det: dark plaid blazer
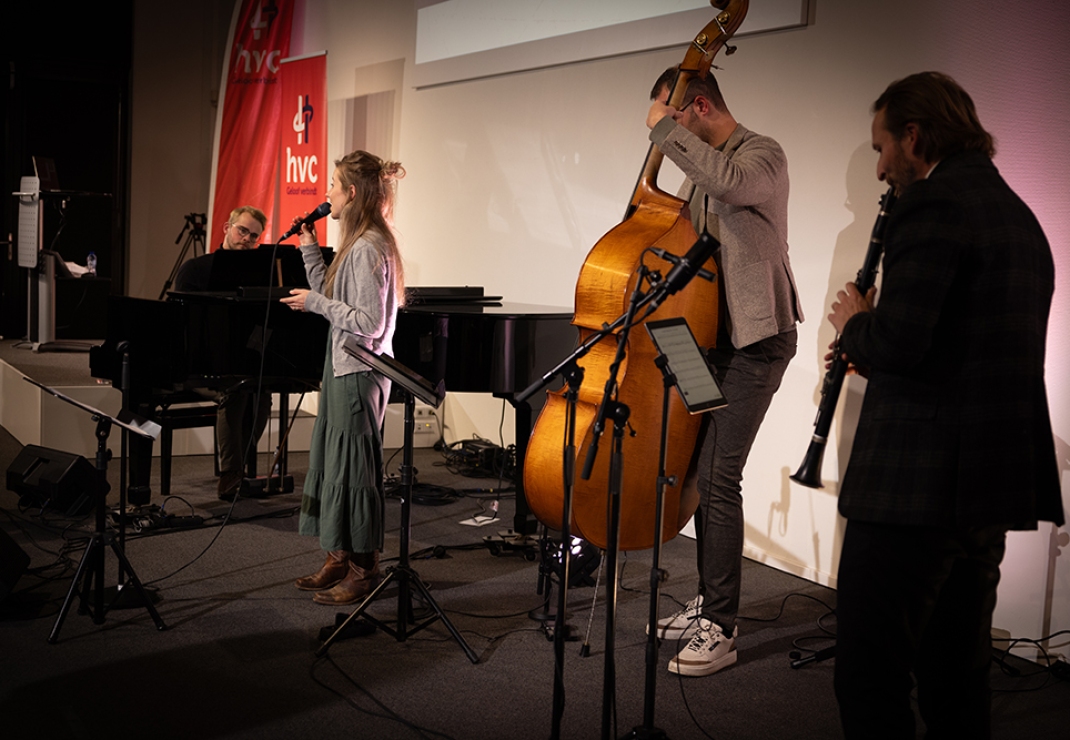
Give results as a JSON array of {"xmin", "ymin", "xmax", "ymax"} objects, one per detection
[{"xmin": 838, "ymin": 151, "xmax": 1063, "ymax": 530}]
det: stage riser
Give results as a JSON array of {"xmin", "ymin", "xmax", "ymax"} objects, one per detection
[{"xmin": 1, "ymin": 359, "xmax": 315, "ymax": 458}]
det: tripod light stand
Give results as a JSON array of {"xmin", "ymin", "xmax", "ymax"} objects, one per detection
[{"xmin": 159, "ymin": 213, "xmax": 207, "ymax": 299}]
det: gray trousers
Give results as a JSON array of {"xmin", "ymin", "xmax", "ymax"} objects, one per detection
[
  {"xmin": 217, "ymin": 389, "xmax": 272, "ymax": 475},
  {"xmin": 693, "ymin": 328, "xmax": 796, "ymax": 632}
]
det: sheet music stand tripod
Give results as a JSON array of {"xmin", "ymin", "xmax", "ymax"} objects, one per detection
[
  {"xmin": 317, "ymin": 339, "xmax": 478, "ymax": 663},
  {"xmin": 22, "ymin": 378, "xmax": 167, "ymax": 643}
]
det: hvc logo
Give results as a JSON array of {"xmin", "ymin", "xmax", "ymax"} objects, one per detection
[
  {"xmin": 287, "ymin": 94, "xmax": 318, "ymax": 184},
  {"xmin": 293, "ymin": 95, "xmax": 313, "ymax": 145},
  {"xmin": 233, "ymin": 2, "xmax": 281, "ymax": 74}
]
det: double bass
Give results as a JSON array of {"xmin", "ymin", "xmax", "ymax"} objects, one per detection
[{"xmin": 523, "ymin": 1, "xmax": 749, "ymax": 551}]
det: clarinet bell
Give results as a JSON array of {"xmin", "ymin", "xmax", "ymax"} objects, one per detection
[{"xmin": 790, "ymin": 439, "xmax": 826, "ymax": 489}]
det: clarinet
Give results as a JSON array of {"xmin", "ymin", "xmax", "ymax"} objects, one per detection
[{"xmin": 790, "ymin": 186, "xmax": 897, "ymax": 489}]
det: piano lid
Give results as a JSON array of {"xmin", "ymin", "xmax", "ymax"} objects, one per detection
[
  {"xmin": 401, "ymin": 301, "xmax": 572, "ymax": 318},
  {"xmin": 406, "ymin": 286, "xmax": 502, "ymax": 305},
  {"xmin": 394, "ymin": 301, "xmax": 575, "ymax": 397}
]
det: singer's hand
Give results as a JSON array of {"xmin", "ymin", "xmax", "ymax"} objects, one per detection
[
  {"xmin": 280, "ymin": 288, "xmax": 310, "ymax": 312},
  {"xmin": 291, "ymin": 213, "xmax": 317, "ymax": 246}
]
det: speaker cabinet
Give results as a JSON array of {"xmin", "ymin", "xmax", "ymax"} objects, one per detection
[{"xmin": 5, "ymin": 445, "xmax": 98, "ymax": 516}]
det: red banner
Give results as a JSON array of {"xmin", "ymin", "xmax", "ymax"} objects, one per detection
[
  {"xmin": 278, "ymin": 52, "xmax": 328, "ymax": 240},
  {"xmin": 210, "ymin": 0, "xmax": 294, "ymax": 247}
]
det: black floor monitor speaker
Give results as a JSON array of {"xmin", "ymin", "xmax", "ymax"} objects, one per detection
[
  {"xmin": 0, "ymin": 527, "xmax": 31, "ymax": 601},
  {"xmin": 5, "ymin": 444, "xmax": 98, "ymax": 516}
]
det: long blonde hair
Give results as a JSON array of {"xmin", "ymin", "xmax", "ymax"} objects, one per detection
[{"xmin": 323, "ymin": 150, "xmax": 406, "ymax": 304}]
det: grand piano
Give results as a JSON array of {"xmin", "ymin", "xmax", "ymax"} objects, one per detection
[
  {"xmin": 394, "ymin": 291, "xmax": 576, "ymax": 534},
  {"xmin": 89, "ymin": 290, "xmax": 329, "ymax": 499},
  {"xmin": 91, "ymin": 282, "xmax": 576, "ymax": 531}
]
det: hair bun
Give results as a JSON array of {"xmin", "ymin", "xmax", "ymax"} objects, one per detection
[{"xmin": 381, "ymin": 160, "xmax": 406, "ymax": 181}]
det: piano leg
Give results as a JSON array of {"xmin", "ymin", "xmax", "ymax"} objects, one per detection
[{"xmin": 127, "ymin": 400, "xmax": 155, "ymax": 505}]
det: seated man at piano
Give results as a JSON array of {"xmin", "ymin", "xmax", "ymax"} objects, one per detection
[{"xmin": 174, "ymin": 205, "xmax": 273, "ymax": 500}]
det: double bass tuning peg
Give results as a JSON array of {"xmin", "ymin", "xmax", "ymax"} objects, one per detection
[{"xmin": 724, "ymin": 43, "xmax": 737, "ymax": 55}]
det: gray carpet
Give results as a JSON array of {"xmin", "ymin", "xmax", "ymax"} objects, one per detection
[{"xmin": 1, "ymin": 342, "xmax": 1067, "ymax": 738}]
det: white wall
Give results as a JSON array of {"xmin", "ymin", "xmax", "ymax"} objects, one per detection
[{"xmin": 129, "ymin": 0, "xmax": 1070, "ymax": 663}]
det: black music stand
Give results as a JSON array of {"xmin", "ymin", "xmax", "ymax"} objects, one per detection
[
  {"xmin": 316, "ymin": 340, "xmax": 478, "ymax": 663},
  {"xmin": 627, "ymin": 318, "xmax": 726, "ymax": 740},
  {"xmin": 22, "ymin": 378, "xmax": 167, "ymax": 643}
]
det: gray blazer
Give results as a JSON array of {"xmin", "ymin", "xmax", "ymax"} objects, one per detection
[{"xmin": 650, "ymin": 119, "xmax": 803, "ymax": 348}]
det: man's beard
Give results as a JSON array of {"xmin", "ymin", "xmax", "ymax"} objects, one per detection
[{"xmin": 889, "ymin": 143, "xmax": 920, "ymax": 191}]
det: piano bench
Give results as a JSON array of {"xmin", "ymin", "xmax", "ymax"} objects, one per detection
[{"xmin": 156, "ymin": 404, "xmax": 219, "ymax": 497}]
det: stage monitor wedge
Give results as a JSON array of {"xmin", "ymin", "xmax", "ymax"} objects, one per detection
[{"xmin": 6, "ymin": 445, "xmax": 99, "ymax": 517}]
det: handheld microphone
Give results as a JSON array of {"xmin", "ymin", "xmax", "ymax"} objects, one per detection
[
  {"xmin": 278, "ymin": 202, "xmax": 331, "ymax": 241},
  {"xmin": 648, "ymin": 233, "xmax": 720, "ymax": 310}
]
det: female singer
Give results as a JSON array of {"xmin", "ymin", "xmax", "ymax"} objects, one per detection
[{"xmin": 281, "ymin": 150, "xmax": 406, "ymax": 605}]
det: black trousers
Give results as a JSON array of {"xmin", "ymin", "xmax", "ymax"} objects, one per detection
[{"xmin": 834, "ymin": 519, "xmax": 1007, "ymax": 740}]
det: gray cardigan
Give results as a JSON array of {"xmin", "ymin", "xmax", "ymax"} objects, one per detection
[
  {"xmin": 300, "ymin": 232, "xmax": 397, "ymax": 377},
  {"xmin": 650, "ymin": 118, "xmax": 803, "ymax": 348}
]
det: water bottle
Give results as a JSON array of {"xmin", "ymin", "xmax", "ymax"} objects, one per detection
[{"xmin": 86, "ymin": 251, "xmax": 97, "ymax": 276}]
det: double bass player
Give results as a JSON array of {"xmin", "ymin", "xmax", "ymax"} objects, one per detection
[{"xmin": 644, "ymin": 67, "xmax": 804, "ymax": 677}]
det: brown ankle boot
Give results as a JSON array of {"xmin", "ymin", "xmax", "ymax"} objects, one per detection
[
  {"xmin": 295, "ymin": 550, "xmax": 350, "ymax": 591},
  {"xmin": 312, "ymin": 551, "xmax": 381, "ymax": 605}
]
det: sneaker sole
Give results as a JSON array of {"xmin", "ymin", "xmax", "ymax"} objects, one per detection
[{"xmin": 667, "ymin": 649, "xmax": 737, "ymax": 677}]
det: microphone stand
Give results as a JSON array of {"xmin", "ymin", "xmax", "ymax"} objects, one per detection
[
  {"xmin": 513, "ymin": 245, "xmax": 714, "ymax": 740},
  {"xmin": 115, "ymin": 342, "xmax": 132, "ymax": 599},
  {"xmin": 581, "ymin": 268, "xmax": 647, "ymax": 740},
  {"xmin": 549, "ymin": 361, "xmax": 584, "ymax": 740}
]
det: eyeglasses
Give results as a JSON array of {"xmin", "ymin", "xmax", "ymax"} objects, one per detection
[
  {"xmin": 230, "ymin": 223, "xmax": 261, "ymax": 242},
  {"xmin": 677, "ymin": 98, "xmax": 696, "ymax": 114}
]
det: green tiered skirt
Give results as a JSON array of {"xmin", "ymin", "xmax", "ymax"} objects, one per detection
[{"xmin": 299, "ymin": 349, "xmax": 390, "ymax": 553}]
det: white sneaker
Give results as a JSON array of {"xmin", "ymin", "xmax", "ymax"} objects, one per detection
[
  {"xmin": 649, "ymin": 595, "xmax": 704, "ymax": 641},
  {"xmin": 667, "ymin": 618, "xmax": 737, "ymax": 677}
]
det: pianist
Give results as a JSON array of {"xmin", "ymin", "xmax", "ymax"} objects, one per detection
[
  {"xmin": 174, "ymin": 205, "xmax": 273, "ymax": 500},
  {"xmin": 281, "ymin": 151, "xmax": 405, "ymax": 606}
]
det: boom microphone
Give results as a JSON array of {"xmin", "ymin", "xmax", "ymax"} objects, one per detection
[
  {"xmin": 278, "ymin": 202, "xmax": 332, "ymax": 241},
  {"xmin": 650, "ymin": 247, "xmax": 716, "ymax": 284},
  {"xmin": 648, "ymin": 233, "xmax": 720, "ymax": 310}
]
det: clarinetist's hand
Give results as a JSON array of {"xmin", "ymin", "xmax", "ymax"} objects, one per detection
[
  {"xmin": 825, "ymin": 341, "xmax": 869, "ymax": 378},
  {"xmin": 829, "ymin": 283, "xmax": 876, "ymax": 334}
]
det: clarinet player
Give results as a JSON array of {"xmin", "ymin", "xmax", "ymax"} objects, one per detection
[{"xmin": 828, "ymin": 72, "xmax": 1064, "ymax": 739}]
